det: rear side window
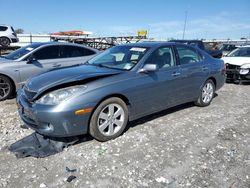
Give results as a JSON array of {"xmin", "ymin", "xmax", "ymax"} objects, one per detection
[
  {"xmin": 0, "ymin": 26, "xmax": 8, "ymax": 31},
  {"xmin": 33, "ymin": 46, "xmax": 60, "ymax": 60},
  {"xmin": 60, "ymin": 46, "xmax": 95, "ymax": 58},
  {"xmin": 176, "ymin": 46, "xmax": 202, "ymax": 65}
]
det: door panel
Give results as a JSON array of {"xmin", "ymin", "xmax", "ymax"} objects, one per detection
[
  {"xmin": 19, "ymin": 59, "xmax": 62, "ymax": 83},
  {"xmin": 127, "ymin": 66, "xmax": 182, "ymax": 118},
  {"xmin": 19, "ymin": 45, "xmax": 61, "ymax": 83},
  {"xmin": 127, "ymin": 46, "xmax": 185, "ymax": 117},
  {"xmin": 175, "ymin": 45, "xmax": 209, "ymax": 101}
]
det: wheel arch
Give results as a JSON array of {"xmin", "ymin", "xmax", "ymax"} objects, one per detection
[
  {"xmin": 97, "ymin": 93, "xmax": 130, "ymax": 106},
  {"xmin": 87, "ymin": 93, "xmax": 130, "ymax": 131},
  {"xmin": 207, "ymin": 77, "xmax": 217, "ymax": 89},
  {"xmin": 0, "ymin": 36, "xmax": 11, "ymax": 42}
]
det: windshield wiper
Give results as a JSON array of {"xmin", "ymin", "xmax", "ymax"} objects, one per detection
[
  {"xmin": 84, "ymin": 62, "xmax": 125, "ymax": 71},
  {"xmin": 98, "ymin": 63, "xmax": 125, "ymax": 71}
]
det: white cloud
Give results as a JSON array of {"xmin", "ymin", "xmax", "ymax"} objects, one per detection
[{"xmin": 100, "ymin": 12, "xmax": 250, "ymax": 40}]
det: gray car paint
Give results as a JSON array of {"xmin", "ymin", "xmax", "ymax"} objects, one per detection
[
  {"xmin": 17, "ymin": 42, "xmax": 226, "ymax": 137},
  {"xmin": 0, "ymin": 42, "xmax": 99, "ymax": 90}
]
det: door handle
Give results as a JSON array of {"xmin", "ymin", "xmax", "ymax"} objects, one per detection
[
  {"xmin": 202, "ymin": 66, "xmax": 209, "ymax": 71},
  {"xmin": 172, "ymin": 72, "xmax": 181, "ymax": 77},
  {"xmin": 52, "ymin": 64, "xmax": 61, "ymax": 68}
]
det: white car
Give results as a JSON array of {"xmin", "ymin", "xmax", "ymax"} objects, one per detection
[
  {"xmin": 0, "ymin": 25, "xmax": 19, "ymax": 47},
  {"xmin": 222, "ymin": 46, "xmax": 250, "ymax": 82}
]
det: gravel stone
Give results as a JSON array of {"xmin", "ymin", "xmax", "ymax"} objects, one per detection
[{"xmin": 0, "ymin": 84, "xmax": 249, "ymax": 187}]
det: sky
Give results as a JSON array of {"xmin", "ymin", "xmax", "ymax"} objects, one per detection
[{"xmin": 0, "ymin": 0, "xmax": 250, "ymax": 40}]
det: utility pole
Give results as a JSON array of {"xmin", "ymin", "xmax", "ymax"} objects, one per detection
[{"xmin": 182, "ymin": 11, "xmax": 188, "ymax": 39}]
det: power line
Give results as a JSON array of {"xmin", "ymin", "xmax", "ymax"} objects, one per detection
[{"xmin": 182, "ymin": 11, "xmax": 188, "ymax": 39}]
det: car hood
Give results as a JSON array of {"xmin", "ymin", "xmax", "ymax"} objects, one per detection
[
  {"xmin": 222, "ymin": 57, "xmax": 250, "ymax": 66},
  {"xmin": 25, "ymin": 65, "xmax": 122, "ymax": 97}
]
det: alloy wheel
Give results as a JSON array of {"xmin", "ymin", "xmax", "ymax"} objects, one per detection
[
  {"xmin": 0, "ymin": 38, "xmax": 10, "ymax": 47},
  {"xmin": 97, "ymin": 103, "xmax": 125, "ymax": 136},
  {"xmin": 202, "ymin": 82, "xmax": 214, "ymax": 104},
  {"xmin": 0, "ymin": 77, "xmax": 11, "ymax": 100}
]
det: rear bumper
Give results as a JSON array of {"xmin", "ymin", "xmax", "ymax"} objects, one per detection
[
  {"xmin": 16, "ymin": 90, "xmax": 92, "ymax": 137},
  {"xmin": 11, "ymin": 38, "xmax": 19, "ymax": 43}
]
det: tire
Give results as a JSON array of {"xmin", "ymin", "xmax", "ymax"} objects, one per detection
[
  {"xmin": 195, "ymin": 79, "xmax": 215, "ymax": 107},
  {"xmin": 89, "ymin": 97, "xmax": 129, "ymax": 141},
  {"xmin": 0, "ymin": 37, "xmax": 10, "ymax": 47},
  {"xmin": 0, "ymin": 75, "xmax": 13, "ymax": 101}
]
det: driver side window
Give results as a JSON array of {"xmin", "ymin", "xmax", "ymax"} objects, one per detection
[
  {"xmin": 33, "ymin": 46, "xmax": 60, "ymax": 60},
  {"xmin": 144, "ymin": 46, "xmax": 176, "ymax": 70}
]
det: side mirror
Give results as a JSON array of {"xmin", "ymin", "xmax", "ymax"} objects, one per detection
[
  {"xmin": 26, "ymin": 54, "xmax": 36, "ymax": 64},
  {"xmin": 139, "ymin": 64, "xmax": 158, "ymax": 73}
]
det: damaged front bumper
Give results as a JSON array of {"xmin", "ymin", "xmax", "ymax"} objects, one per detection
[
  {"xmin": 16, "ymin": 90, "xmax": 93, "ymax": 137},
  {"xmin": 225, "ymin": 64, "xmax": 250, "ymax": 82}
]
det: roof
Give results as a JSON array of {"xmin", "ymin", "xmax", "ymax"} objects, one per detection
[
  {"xmin": 170, "ymin": 40, "xmax": 202, "ymax": 42},
  {"xmin": 120, "ymin": 41, "xmax": 176, "ymax": 48},
  {"xmin": 0, "ymin": 24, "xmax": 10, "ymax": 27},
  {"xmin": 27, "ymin": 41, "xmax": 91, "ymax": 47},
  {"xmin": 237, "ymin": 45, "xmax": 250, "ymax": 48},
  {"xmin": 21, "ymin": 42, "xmax": 99, "ymax": 52}
]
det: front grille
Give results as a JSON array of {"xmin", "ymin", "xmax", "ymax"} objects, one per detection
[
  {"xmin": 225, "ymin": 63, "xmax": 240, "ymax": 80},
  {"xmin": 24, "ymin": 86, "xmax": 37, "ymax": 101},
  {"xmin": 226, "ymin": 63, "xmax": 240, "ymax": 70}
]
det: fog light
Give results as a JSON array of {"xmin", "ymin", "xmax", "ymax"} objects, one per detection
[{"xmin": 239, "ymin": 69, "xmax": 249, "ymax": 75}]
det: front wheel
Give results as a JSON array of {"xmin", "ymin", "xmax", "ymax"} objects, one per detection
[
  {"xmin": 0, "ymin": 75, "xmax": 14, "ymax": 101},
  {"xmin": 195, "ymin": 79, "xmax": 215, "ymax": 107},
  {"xmin": 89, "ymin": 97, "xmax": 129, "ymax": 141}
]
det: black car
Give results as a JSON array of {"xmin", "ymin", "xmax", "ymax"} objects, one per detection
[{"xmin": 170, "ymin": 40, "xmax": 222, "ymax": 58}]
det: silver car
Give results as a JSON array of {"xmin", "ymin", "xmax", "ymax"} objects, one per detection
[
  {"xmin": 0, "ymin": 25, "xmax": 19, "ymax": 47},
  {"xmin": 0, "ymin": 42, "xmax": 99, "ymax": 100}
]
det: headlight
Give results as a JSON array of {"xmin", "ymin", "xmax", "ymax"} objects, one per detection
[
  {"xmin": 36, "ymin": 85, "xmax": 87, "ymax": 105},
  {"xmin": 240, "ymin": 63, "xmax": 250, "ymax": 69},
  {"xmin": 239, "ymin": 63, "xmax": 250, "ymax": 75}
]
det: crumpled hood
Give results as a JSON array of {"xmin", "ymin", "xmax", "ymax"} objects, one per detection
[
  {"xmin": 25, "ymin": 65, "xmax": 122, "ymax": 95},
  {"xmin": 222, "ymin": 57, "xmax": 250, "ymax": 66}
]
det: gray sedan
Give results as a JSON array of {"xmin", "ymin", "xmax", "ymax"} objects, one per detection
[
  {"xmin": 0, "ymin": 42, "xmax": 99, "ymax": 100},
  {"xmin": 17, "ymin": 42, "xmax": 226, "ymax": 141}
]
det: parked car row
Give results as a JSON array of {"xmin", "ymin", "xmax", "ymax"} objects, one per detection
[
  {"xmin": 170, "ymin": 40, "xmax": 223, "ymax": 58},
  {"xmin": 14, "ymin": 42, "xmax": 226, "ymax": 141}
]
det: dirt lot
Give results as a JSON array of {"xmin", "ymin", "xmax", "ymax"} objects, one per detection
[{"xmin": 0, "ymin": 83, "xmax": 249, "ymax": 188}]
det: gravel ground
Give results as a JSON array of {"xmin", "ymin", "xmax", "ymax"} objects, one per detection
[{"xmin": 0, "ymin": 83, "xmax": 249, "ymax": 188}]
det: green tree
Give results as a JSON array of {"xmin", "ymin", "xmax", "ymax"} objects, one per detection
[{"xmin": 15, "ymin": 28, "xmax": 24, "ymax": 34}]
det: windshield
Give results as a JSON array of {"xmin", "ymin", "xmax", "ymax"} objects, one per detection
[
  {"xmin": 4, "ymin": 43, "xmax": 43, "ymax": 60},
  {"xmin": 88, "ymin": 45, "xmax": 149, "ymax": 70},
  {"xmin": 227, "ymin": 47, "xmax": 250, "ymax": 57}
]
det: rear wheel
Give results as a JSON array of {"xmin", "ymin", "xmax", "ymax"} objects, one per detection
[
  {"xmin": 89, "ymin": 97, "xmax": 128, "ymax": 141},
  {"xmin": 195, "ymin": 79, "xmax": 215, "ymax": 107},
  {"xmin": 0, "ymin": 75, "xmax": 13, "ymax": 101},
  {"xmin": 0, "ymin": 37, "xmax": 10, "ymax": 47}
]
